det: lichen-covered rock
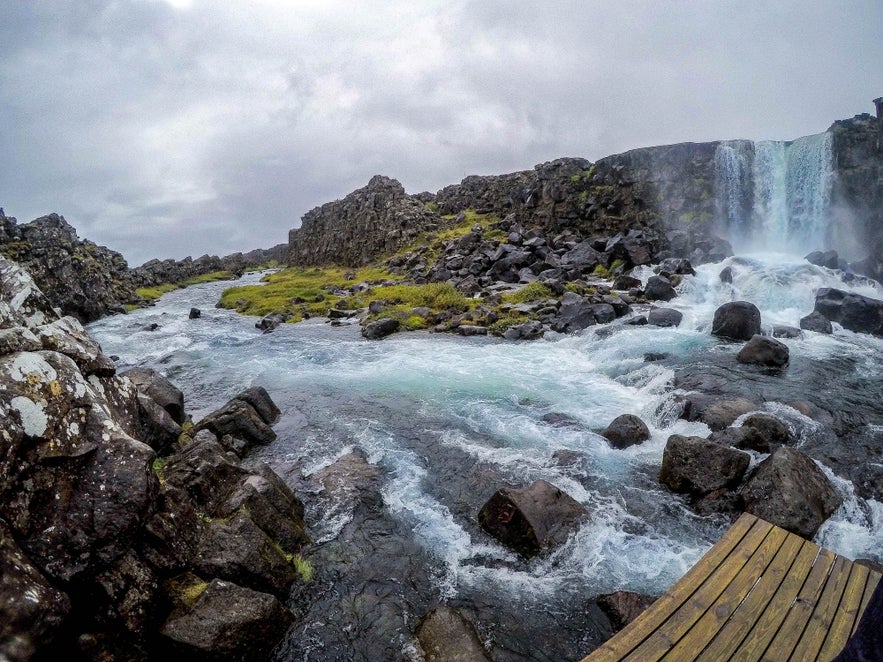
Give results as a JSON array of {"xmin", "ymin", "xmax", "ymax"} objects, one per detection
[
  {"xmin": 160, "ymin": 578, "xmax": 293, "ymax": 661},
  {"xmin": 659, "ymin": 435, "xmax": 750, "ymax": 497},
  {"xmin": 478, "ymin": 480, "xmax": 588, "ymax": 557},
  {"xmin": 711, "ymin": 301, "xmax": 761, "ymax": 341},
  {"xmin": 740, "ymin": 447, "xmax": 843, "ymax": 539}
]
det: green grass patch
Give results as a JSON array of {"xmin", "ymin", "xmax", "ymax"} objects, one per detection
[
  {"xmin": 284, "ymin": 553, "xmax": 315, "ymax": 582},
  {"xmin": 183, "ymin": 270, "xmax": 236, "ymax": 285},
  {"xmin": 502, "ymin": 282, "xmax": 553, "ymax": 304},
  {"xmin": 370, "ymin": 282, "xmax": 468, "ymax": 311},
  {"xmin": 488, "ymin": 312, "xmax": 529, "ymax": 336},
  {"xmin": 135, "ymin": 283, "xmax": 180, "ymax": 301}
]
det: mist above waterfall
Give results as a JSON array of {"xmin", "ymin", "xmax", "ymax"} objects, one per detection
[{"xmin": 715, "ymin": 132, "xmax": 836, "ymax": 256}]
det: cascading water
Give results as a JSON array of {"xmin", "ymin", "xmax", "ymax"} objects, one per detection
[{"xmin": 716, "ymin": 132, "xmax": 834, "ymax": 254}]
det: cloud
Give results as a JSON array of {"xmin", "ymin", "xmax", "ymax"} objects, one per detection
[{"xmin": 0, "ymin": 0, "xmax": 880, "ymax": 265}]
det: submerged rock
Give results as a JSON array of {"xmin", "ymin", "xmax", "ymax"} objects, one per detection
[
  {"xmin": 478, "ymin": 480, "xmax": 588, "ymax": 557},
  {"xmin": 711, "ymin": 301, "xmax": 761, "ymax": 341},
  {"xmin": 736, "ymin": 335, "xmax": 789, "ymax": 367},
  {"xmin": 740, "ymin": 447, "xmax": 842, "ymax": 538},
  {"xmin": 416, "ymin": 605, "xmax": 491, "ymax": 662},
  {"xmin": 600, "ymin": 414, "xmax": 651, "ymax": 449},
  {"xmin": 597, "ymin": 591, "xmax": 658, "ymax": 633}
]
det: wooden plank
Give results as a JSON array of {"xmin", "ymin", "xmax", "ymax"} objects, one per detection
[
  {"xmin": 659, "ymin": 526, "xmax": 792, "ymax": 660},
  {"xmin": 726, "ymin": 540, "xmax": 821, "ymax": 662},
  {"xmin": 851, "ymin": 569, "xmax": 881, "ymax": 638},
  {"xmin": 760, "ymin": 547, "xmax": 837, "ymax": 661},
  {"xmin": 621, "ymin": 520, "xmax": 778, "ymax": 661},
  {"xmin": 787, "ymin": 555, "xmax": 852, "ymax": 660},
  {"xmin": 817, "ymin": 562, "xmax": 871, "ymax": 661},
  {"xmin": 583, "ymin": 513, "xmax": 763, "ymax": 662},
  {"xmin": 694, "ymin": 529, "xmax": 805, "ymax": 661}
]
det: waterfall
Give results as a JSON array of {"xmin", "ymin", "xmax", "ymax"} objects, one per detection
[{"xmin": 715, "ymin": 132, "xmax": 834, "ymax": 253}]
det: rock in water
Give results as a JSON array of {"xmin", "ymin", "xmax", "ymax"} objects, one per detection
[
  {"xmin": 711, "ymin": 301, "xmax": 761, "ymax": 341},
  {"xmin": 597, "ymin": 591, "xmax": 658, "ymax": 633},
  {"xmin": 740, "ymin": 447, "xmax": 842, "ymax": 538},
  {"xmin": 659, "ymin": 435, "xmax": 750, "ymax": 496},
  {"xmin": 188, "ymin": 307, "xmax": 201, "ymax": 319},
  {"xmin": 647, "ymin": 308, "xmax": 683, "ymax": 327},
  {"xmin": 601, "ymin": 414, "xmax": 651, "ymax": 449},
  {"xmin": 644, "ymin": 275, "xmax": 677, "ymax": 301},
  {"xmin": 362, "ymin": 317, "xmax": 400, "ymax": 339},
  {"xmin": 478, "ymin": 480, "xmax": 588, "ymax": 557},
  {"xmin": 161, "ymin": 578, "xmax": 293, "ymax": 660},
  {"xmin": 416, "ymin": 605, "xmax": 491, "ymax": 662},
  {"xmin": 736, "ymin": 335, "xmax": 789, "ymax": 367},
  {"xmin": 122, "ymin": 367, "xmax": 186, "ymax": 424},
  {"xmin": 805, "ymin": 249, "xmax": 839, "ymax": 269},
  {"xmin": 813, "ymin": 288, "xmax": 883, "ymax": 336},
  {"xmin": 799, "ymin": 311, "xmax": 833, "ymax": 334}
]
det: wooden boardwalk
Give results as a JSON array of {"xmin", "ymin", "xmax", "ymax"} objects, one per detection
[{"xmin": 583, "ymin": 513, "xmax": 881, "ymax": 662}]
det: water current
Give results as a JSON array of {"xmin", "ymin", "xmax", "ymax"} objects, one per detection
[{"xmin": 88, "ymin": 253, "xmax": 883, "ymax": 660}]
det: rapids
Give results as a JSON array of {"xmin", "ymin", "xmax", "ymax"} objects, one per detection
[{"xmin": 88, "ymin": 255, "xmax": 883, "ymax": 660}]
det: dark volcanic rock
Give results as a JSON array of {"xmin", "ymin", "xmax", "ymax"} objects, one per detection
[
  {"xmin": 416, "ymin": 605, "xmax": 491, "ymax": 662},
  {"xmin": 362, "ymin": 317, "xmax": 400, "ymax": 339},
  {"xmin": 799, "ymin": 311, "xmax": 833, "ymax": 334},
  {"xmin": 256, "ymin": 312, "xmax": 287, "ymax": 333},
  {"xmin": 647, "ymin": 307, "xmax": 683, "ymax": 327},
  {"xmin": 657, "ymin": 258, "xmax": 695, "ymax": 276},
  {"xmin": 708, "ymin": 426, "xmax": 771, "ymax": 453},
  {"xmin": 122, "ymin": 367, "xmax": 186, "ymax": 425},
  {"xmin": 478, "ymin": 480, "xmax": 588, "ymax": 557},
  {"xmin": 188, "ymin": 307, "xmax": 201, "ymax": 319},
  {"xmin": 644, "ymin": 275, "xmax": 677, "ymax": 301},
  {"xmin": 740, "ymin": 447, "xmax": 843, "ymax": 538},
  {"xmin": 193, "ymin": 388, "xmax": 281, "ymax": 454},
  {"xmin": 682, "ymin": 396, "xmax": 757, "ymax": 431},
  {"xmin": 161, "ymin": 578, "xmax": 293, "ymax": 661},
  {"xmin": 813, "ymin": 287, "xmax": 883, "ymax": 336},
  {"xmin": 805, "ymin": 250, "xmax": 840, "ymax": 270},
  {"xmin": 503, "ymin": 319, "xmax": 544, "ymax": 340},
  {"xmin": 659, "ymin": 435, "xmax": 750, "ymax": 497},
  {"xmin": 597, "ymin": 591, "xmax": 658, "ymax": 633},
  {"xmin": 711, "ymin": 301, "xmax": 761, "ymax": 341},
  {"xmin": 741, "ymin": 413, "xmax": 795, "ymax": 447},
  {"xmin": 771, "ymin": 325, "xmax": 802, "ymax": 339},
  {"xmin": 736, "ymin": 335, "xmax": 789, "ymax": 367},
  {"xmin": 601, "ymin": 414, "xmax": 651, "ymax": 449}
]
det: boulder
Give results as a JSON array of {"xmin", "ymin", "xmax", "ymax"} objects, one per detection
[
  {"xmin": 135, "ymin": 391, "xmax": 183, "ymax": 454},
  {"xmin": 799, "ymin": 311, "xmax": 833, "ymax": 334},
  {"xmin": 740, "ymin": 447, "xmax": 843, "ymax": 538},
  {"xmin": 647, "ymin": 308, "xmax": 683, "ymax": 327},
  {"xmin": 188, "ymin": 308, "xmax": 201, "ymax": 319},
  {"xmin": 600, "ymin": 414, "xmax": 651, "ymax": 449},
  {"xmin": 805, "ymin": 250, "xmax": 839, "ymax": 270},
  {"xmin": 612, "ymin": 275, "xmax": 641, "ymax": 291},
  {"xmin": 478, "ymin": 480, "xmax": 588, "ymax": 557},
  {"xmin": 741, "ymin": 413, "xmax": 795, "ymax": 448},
  {"xmin": 160, "ymin": 578, "xmax": 293, "ymax": 660},
  {"xmin": 644, "ymin": 276, "xmax": 677, "ymax": 301},
  {"xmin": 255, "ymin": 312, "xmax": 286, "ymax": 333},
  {"xmin": 657, "ymin": 258, "xmax": 696, "ymax": 276},
  {"xmin": 502, "ymin": 320, "xmax": 544, "ymax": 341},
  {"xmin": 122, "ymin": 367, "xmax": 186, "ymax": 425},
  {"xmin": 736, "ymin": 335, "xmax": 789, "ymax": 367},
  {"xmin": 812, "ymin": 288, "xmax": 883, "ymax": 336},
  {"xmin": 231, "ymin": 386, "xmax": 281, "ymax": 426},
  {"xmin": 771, "ymin": 325, "xmax": 802, "ymax": 339},
  {"xmin": 719, "ymin": 266, "xmax": 734, "ymax": 284},
  {"xmin": 659, "ymin": 435, "xmax": 750, "ymax": 497},
  {"xmin": 708, "ymin": 427, "xmax": 772, "ymax": 454},
  {"xmin": 682, "ymin": 396, "xmax": 757, "ymax": 431},
  {"xmin": 711, "ymin": 301, "xmax": 761, "ymax": 341},
  {"xmin": 596, "ymin": 591, "xmax": 657, "ymax": 633},
  {"xmin": 416, "ymin": 605, "xmax": 491, "ymax": 662},
  {"xmin": 362, "ymin": 318, "xmax": 400, "ymax": 340},
  {"xmin": 194, "ymin": 399, "xmax": 276, "ymax": 452}
]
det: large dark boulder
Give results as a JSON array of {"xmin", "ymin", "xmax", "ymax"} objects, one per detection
[
  {"xmin": 711, "ymin": 301, "xmax": 761, "ymax": 341},
  {"xmin": 812, "ymin": 288, "xmax": 883, "ymax": 336},
  {"xmin": 805, "ymin": 250, "xmax": 840, "ymax": 270},
  {"xmin": 362, "ymin": 317, "xmax": 400, "ymax": 339},
  {"xmin": 193, "ymin": 388, "xmax": 281, "ymax": 454},
  {"xmin": 681, "ymin": 396, "xmax": 757, "ymax": 431},
  {"xmin": 644, "ymin": 276, "xmax": 677, "ymax": 301},
  {"xmin": 736, "ymin": 335, "xmax": 789, "ymax": 367},
  {"xmin": 741, "ymin": 413, "xmax": 795, "ymax": 448},
  {"xmin": 659, "ymin": 435, "xmax": 750, "ymax": 497},
  {"xmin": 647, "ymin": 308, "xmax": 683, "ymax": 327},
  {"xmin": 657, "ymin": 258, "xmax": 695, "ymax": 276},
  {"xmin": 740, "ymin": 447, "xmax": 842, "ymax": 539},
  {"xmin": 799, "ymin": 311, "xmax": 833, "ymax": 334},
  {"xmin": 478, "ymin": 480, "xmax": 588, "ymax": 557},
  {"xmin": 122, "ymin": 367, "xmax": 186, "ymax": 425},
  {"xmin": 416, "ymin": 605, "xmax": 491, "ymax": 662},
  {"xmin": 600, "ymin": 414, "xmax": 651, "ymax": 449},
  {"xmin": 160, "ymin": 578, "xmax": 293, "ymax": 661}
]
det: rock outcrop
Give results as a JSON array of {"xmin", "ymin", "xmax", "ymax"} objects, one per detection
[
  {"xmin": 0, "ymin": 211, "xmax": 136, "ymax": 321},
  {"xmin": 131, "ymin": 243, "xmax": 287, "ymax": 289},
  {"xmin": 812, "ymin": 287, "xmax": 883, "ymax": 336},
  {"xmin": 0, "ymin": 255, "xmax": 307, "ymax": 661}
]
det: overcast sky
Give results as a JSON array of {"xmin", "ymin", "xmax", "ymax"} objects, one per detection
[{"xmin": 1, "ymin": 1, "xmax": 880, "ymax": 265}]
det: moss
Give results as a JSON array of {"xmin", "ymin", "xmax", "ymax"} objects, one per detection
[
  {"xmin": 371, "ymin": 282, "xmax": 468, "ymax": 311},
  {"xmin": 151, "ymin": 457, "xmax": 166, "ymax": 479},
  {"xmin": 502, "ymin": 282, "xmax": 553, "ymax": 304},
  {"xmin": 609, "ymin": 258, "xmax": 626, "ymax": 272},
  {"xmin": 284, "ymin": 553, "xmax": 315, "ymax": 583},
  {"xmin": 593, "ymin": 264, "xmax": 609, "ymax": 278},
  {"xmin": 488, "ymin": 313, "xmax": 528, "ymax": 336},
  {"xmin": 423, "ymin": 201, "xmax": 440, "ymax": 212},
  {"xmin": 181, "ymin": 579, "xmax": 210, "ymax": 604},
  {"xmin": 135, "ymin": 283, "xmax": 179, "ymax": 301},
  {"xmin": 123, "ymin": 303, "xmax": 140, "ymax": 312}
]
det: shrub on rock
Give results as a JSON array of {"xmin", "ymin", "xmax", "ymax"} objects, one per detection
[
  {"xmin": 740, "ymin": 447, "xmax": 842, "ymax": 538},
  {"xmin": 711, "ymin": 301, "xmax": 761, "ymax": 341},
  {"xmin": 478, "ymin": 480, "xmax": 587, "ymax": 557},
  {"xmin": 736, "ymin": 335, "xmax": 789, "ymax": 367}
]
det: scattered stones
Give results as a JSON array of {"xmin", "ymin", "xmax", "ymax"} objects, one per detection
[
  {"xmin": 659, "ymin": 435, "xmax": 750, "ymax": 497},
  {"xmin": 601, "ymin": 414, "xmax": 651, "ymax": 449},
  {"xmin": 416, "ymin": 605, "xmax": 491, "ymax": 662},
  {"xmin": 647, "ymin": 308, "xmax": 683, "ymax": 327},
  {"xmin": 644, "ymin": 275, "xmax": 677, "ymax": 301},
  {"xmin": 597, "ymin": 591, "xmax": 658, "ymax": 633},
  {"xmin": 799, "ymin": 311, "xmax": 833, "ymax": 334},
  {"xmin": 736, "ymin": 335, "xmax": 789, "ymax": 367},
  {"xmin": 740, "ymin": 447, "xmax": 843, "ymax": 538},
  {"xmin": 362, "ymin": 317, "xmax": 400, "ymax": 339},
  {"xmin": 478, "ymin": 480, "xmax": 588, "ymax": 557},
  {"xmin": 711, "ymin": 301, "xmax": 761, "ymax": 341}
]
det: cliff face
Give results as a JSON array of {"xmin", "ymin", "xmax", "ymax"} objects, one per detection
[
  {"xmin": 131, "ymin": 243, "xmax": 287, "ymax": 288},
  {"xmin": 287, "ymin": 175, "xmax": 449, "ymax": 267},
  {"xmin": 830, "ymin": 113, "xmax": 883, "ymax": 277},
  {"xmin": 0, "ymin": 212, "xmax": 137, "ymax": 322}
]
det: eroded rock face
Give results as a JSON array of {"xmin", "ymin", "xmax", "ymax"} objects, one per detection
[
  {"xmin": 478, "ymin": 480, "xmax": 588, "ymax": 557},
  {"xmin": 740, "ymin": 447, "xmax": 842, "ymax": 539}
]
